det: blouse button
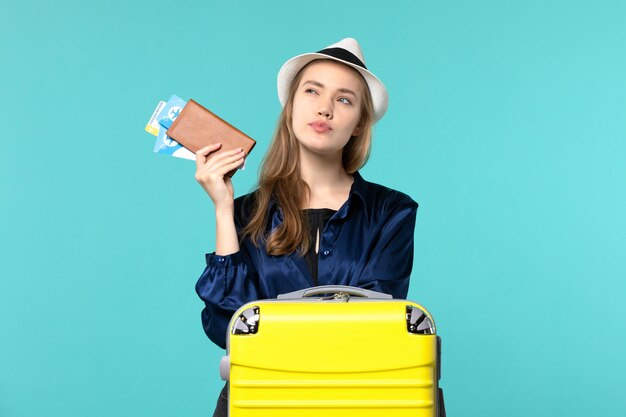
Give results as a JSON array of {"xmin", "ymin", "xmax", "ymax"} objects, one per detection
[{"xmin": 322, "ymin": 250, "xmax": 331, "ymax": 256}]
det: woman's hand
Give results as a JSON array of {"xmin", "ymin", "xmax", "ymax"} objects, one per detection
[{"xmin": 195, "ymin": 143, "xmax": 246, "ymax": 209}]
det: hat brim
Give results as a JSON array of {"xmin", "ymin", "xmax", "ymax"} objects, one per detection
[{"xmin": 277, "ymin": 52, "xmax": 388, "ymax": 123}]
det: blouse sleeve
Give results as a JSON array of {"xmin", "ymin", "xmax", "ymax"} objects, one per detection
[
  {"xmin": 195, "ymin": 250, "xmax": 261, "ymax": 350},
  {"xmin": 356, "ymin": 197, "xmax": 418, "ymax": 299}
]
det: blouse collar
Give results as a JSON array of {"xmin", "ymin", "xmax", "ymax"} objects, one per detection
[{"xmin": 268, "ymin": 170, "xmax": 370, "ymax": 224}]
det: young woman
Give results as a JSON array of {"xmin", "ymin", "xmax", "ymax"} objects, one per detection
[{"xmin": 194, "ymin": 38, "xmax": 418, "ymax": 416}]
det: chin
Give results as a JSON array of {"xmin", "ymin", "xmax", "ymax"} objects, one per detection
[
  {"xmin": 300, "ymin": 143, "xmax": 343, "ymax": 158},
  {"xmin": 295, "ymin": 130, "xmax": 346, "ymax": 156}
]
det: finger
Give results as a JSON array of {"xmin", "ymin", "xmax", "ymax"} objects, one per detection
[
  {"xmin": 213, "ymin": 155, "xmax": 246, "ymax": 177},
  {"xmin": 197, "ymin": 151, "xmax": 245, "ymax": 183},
  {"xmin": 204, "ymin": 148, "xmax": 245, "ymax": 168},
  {"xmin": 200, "ymin": 143, "xmax": 223, "ymax": 155},
  {"xmin": 195, "ymin": 143, "xmax": 222, "ymax": 169}
]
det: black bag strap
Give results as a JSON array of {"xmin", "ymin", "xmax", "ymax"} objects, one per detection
[
  {"xmin": 438, "ymin": 388, "xmax": 446, "ymax": 417},
  {"xmin": 437, "ymin": 336, "xmax": 446, "ymax": 417}
]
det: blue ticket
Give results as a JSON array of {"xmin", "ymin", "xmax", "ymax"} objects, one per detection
[
  {"xmin": 157, "ymin": 94, "xmax": 187, "ymax": 129},
  {"xmin": 153, "ymin": 125, "xmax": 195, "ymax": 160}
]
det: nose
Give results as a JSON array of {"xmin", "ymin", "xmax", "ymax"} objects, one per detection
[{"xmin": 317, "ymin": 100, "xmax": 333, "ymax": 119}]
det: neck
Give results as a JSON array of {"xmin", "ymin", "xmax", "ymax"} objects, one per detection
[{"xmin": 299, "ymin": 150, "xmax": 354, "ymax": 209}]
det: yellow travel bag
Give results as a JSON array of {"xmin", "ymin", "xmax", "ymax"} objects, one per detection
[{"xmin": 219, "ymin": 285, "xmax": 444, "ymax": 417}]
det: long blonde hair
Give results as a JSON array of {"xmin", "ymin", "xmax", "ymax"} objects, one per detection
[{"xmin": 242, "ymin": 59, "xmax": 375, "ymax": 256}]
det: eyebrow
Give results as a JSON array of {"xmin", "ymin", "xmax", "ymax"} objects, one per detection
[{"xmin": 302, "ymin": 80, "xmax": 357, "ymax": 98}]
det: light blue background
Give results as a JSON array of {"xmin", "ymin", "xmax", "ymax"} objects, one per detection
[{"xmin": 1, "ymin": 1, "xmax": 625, "ymax": 416}]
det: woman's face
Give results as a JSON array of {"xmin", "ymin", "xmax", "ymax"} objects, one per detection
[{"xmin": 291, "ymin": 60, "xmax": 364, "ymax": 159}]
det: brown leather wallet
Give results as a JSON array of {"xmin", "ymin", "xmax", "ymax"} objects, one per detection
[{"xmin": 166, "ymin": 99, "xmax": 256, "ymax": 177}]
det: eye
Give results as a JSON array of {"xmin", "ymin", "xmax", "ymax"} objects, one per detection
[
  {"xmin": 305, "ymin": 88, "xmax": 318, "ymax": 95},
  {"xmin": 338, "ymin": 97, "xmax": 352, "ymax": 105}
]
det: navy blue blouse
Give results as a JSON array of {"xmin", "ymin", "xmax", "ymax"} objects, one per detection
[{"xmin": 195, "ymin": 171, "xmax": 418, "ymax": 349}]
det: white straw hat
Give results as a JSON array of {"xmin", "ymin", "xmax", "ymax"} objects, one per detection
[{"xmin": 277, "ymin": 38, "xmax": 389, "ymax": 123}]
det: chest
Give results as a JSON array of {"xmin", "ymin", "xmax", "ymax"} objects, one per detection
[{"xmin": 245, "ymin": 215, "xmax": 379, "ymax": 296}]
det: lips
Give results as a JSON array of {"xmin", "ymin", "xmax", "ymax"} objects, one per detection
[{"xmin": 309, "ymin": 121, "xmax": 332, "ymax": 133}]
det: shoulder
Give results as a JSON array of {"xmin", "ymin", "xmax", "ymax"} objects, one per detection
[
  {"xmin": 234, "ymin": 191, "xmax": 258, "ymax": 210},
  {"xmin": 356, "ymin": 175, "xmax": 418, "ymax": 216},
  {"xmin": 233, "ymin": 191, "xmax": 260, "ymax": 227}
]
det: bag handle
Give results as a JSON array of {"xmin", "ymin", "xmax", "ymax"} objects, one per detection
[{"xmin": 276, "ymin": 285, "xmax": 393, "ymax": 300}]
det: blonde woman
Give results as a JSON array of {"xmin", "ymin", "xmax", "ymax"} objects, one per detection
[{"xmin": 194, "ymin": 38, "xmax": 418, "ymax": 416}]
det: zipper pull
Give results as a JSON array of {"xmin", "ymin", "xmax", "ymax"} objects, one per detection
[{"xmin": 317, "ymin": 292, "xmax": 351, "ymax": 302}]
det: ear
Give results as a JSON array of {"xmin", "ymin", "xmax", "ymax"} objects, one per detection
[{"xmin": 351, "ymin": 124, "xmax": 362, "ymax": 137}]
